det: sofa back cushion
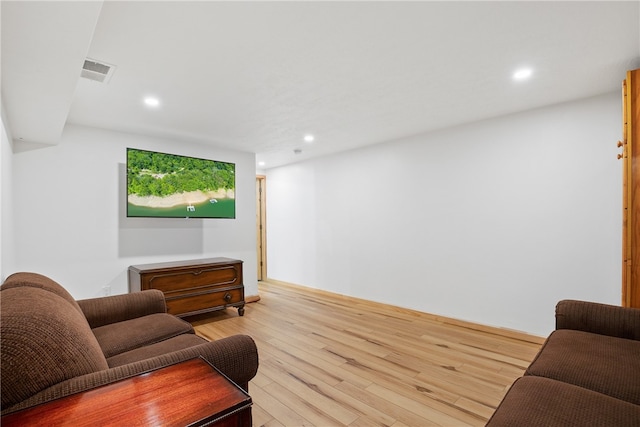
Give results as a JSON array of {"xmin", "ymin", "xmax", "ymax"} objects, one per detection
[
  {"xmin": 1, "ymin": 282, "xmax": 109, "ymax": 410},
  {"xmin": 2, "ymin": 272, "xmax": 84, "ymax": 314}
]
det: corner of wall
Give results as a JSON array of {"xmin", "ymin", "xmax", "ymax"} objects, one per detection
[
  {"xmin": 1, "ymin": 96, "xmax": 15, "ymax": 152},
  {"xmin": 0, "ymin": 97, "xmax": 16, "ymax": 280}
]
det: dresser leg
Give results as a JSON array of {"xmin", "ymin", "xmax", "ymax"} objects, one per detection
[{"xmin": 238, "ymin": 306, "xmax": 245, "ymax": 316}]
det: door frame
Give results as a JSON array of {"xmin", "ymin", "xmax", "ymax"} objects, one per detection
[{"xmin": 256, "ymin": 175, "xmax": 267, "ymax": 281}]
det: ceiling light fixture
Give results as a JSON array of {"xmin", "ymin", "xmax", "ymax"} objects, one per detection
[
  {"xmin": 304, "ymin": 134, "xmax": 314, "ymax": 143},
  {"xmin": 513, "ymin": 68, "xmax": 533, "ymax": 81},
  {"xmin": 258, "ymin": 161, "xmax": 266, "ymax": 167},
  {"xmin": 144, "ymin": 97, "xmax": 160, "ymax": 107}
]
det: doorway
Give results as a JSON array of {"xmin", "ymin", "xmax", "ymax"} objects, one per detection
[{"xmin": 256, "ymin": 175, "xmax": 267, "ymax": 281}]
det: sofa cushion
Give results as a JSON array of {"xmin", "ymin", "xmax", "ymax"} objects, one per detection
[
  {"xmin": 92, "ymin": 313, "xmax": 195, "ymax": 358},
  {"xmin": 556, "ymin": 299, "xmax": 640, "ymax": 340},
  {"xmin": 2, "ymin": 272, "xmax": 84, "ymax": 314},
  {"xmin": 525, "ymin": 329, "xmax": 640, "ymax": 404},
  {"xmin": 106, "ymin": 334, "xmax": 208, "ymax": 367},
  {"xmin": 1, "ymin": 287, "xmax": 109, "ymax": 410},
  {"xmin": 486, "ymin": 376, "xmax": 640, "ymax": 427}
]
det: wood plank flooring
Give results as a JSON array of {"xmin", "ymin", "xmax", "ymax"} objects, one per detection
[{"xmin": 189, "ymin": 280, "xmax": 543, "ymax": 427}]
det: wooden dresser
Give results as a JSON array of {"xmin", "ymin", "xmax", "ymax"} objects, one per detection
[
  {"xmin": 128, "ymin": 257, "xmax": 245, "ymax": 317},
  {"xmin": 1, "ymin": 357, "xmax": 252, "ymax": 427}
]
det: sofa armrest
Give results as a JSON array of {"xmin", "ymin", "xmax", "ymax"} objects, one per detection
[
  {"xmin": 77, "ymin": 290, "xmax": 167, "ymax": 329},
  {"xmin": 555, "ymin": 299, "xmax": 640, "ymax": 340},
  {"xmin": 2, "ymin": 334, "xmax": 259, "ymax": 416}
]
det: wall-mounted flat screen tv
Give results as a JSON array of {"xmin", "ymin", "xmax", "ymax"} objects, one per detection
[{"xmin": 126, "ymin": 148, "xmax": 235, "ymax": 219}]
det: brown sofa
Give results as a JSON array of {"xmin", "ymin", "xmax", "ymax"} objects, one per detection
[
  {"xmin": 487, "ymin": 299, "xmax": 640, "ymax": 426},
  {"xmin": 0, "ymin": 272, "xmax": 259, "ymax": 416}
]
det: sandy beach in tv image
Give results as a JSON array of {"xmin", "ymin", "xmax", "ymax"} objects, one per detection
[{"xmin": 128, "ymin": 189, "xmax": 235, "ymax": 208}]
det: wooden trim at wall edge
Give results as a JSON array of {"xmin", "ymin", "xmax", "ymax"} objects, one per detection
[
  {"xmin": 257, "ymin": 278, "xmax": 546, "ymax": 345},
  {"xmin": 246, "ymin": 295, "xmax": 261, "ymax": 303}
]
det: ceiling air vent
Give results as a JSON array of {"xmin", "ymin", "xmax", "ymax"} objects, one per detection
[{"xmin": 81, "ymin": 58, "xmax": 116, "ymax": 83}]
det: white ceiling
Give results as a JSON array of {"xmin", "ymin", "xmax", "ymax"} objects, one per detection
[{"xmin": 2, "ymin": 1, "xmax": 639, "ymax": 169}]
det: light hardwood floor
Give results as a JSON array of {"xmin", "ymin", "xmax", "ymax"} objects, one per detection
[{"xmin": 190, "ymin": 280, "xmax": 543, "ymax": 427}]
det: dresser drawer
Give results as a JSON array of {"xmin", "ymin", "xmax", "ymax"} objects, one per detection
[
  {"xmin": 145, "ymin": 265, "xmax": 241, "ymax": 294},
  {"xmin": 166, "ymin": 288, "xmax": 244, "ymax": 317}
]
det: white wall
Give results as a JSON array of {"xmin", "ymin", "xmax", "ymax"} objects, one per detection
[
  {"xmin": 1, "ymin": 109, "xmax": 16, "ymax": 279},
  {"xmin": 266, "ymin": 92, "xmax": 622, "ymax": 336},
  {"xmin": 10, "ymin": 124, "xmax": 257, "ymax": 300}
]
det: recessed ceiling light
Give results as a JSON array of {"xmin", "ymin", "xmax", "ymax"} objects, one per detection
[
  {"xmin": 144, "ymin": 97, "xmax": 160, "ymax": 107},
  {"xmin": 513, "ymin": 68, "xmax": 533, "ymax": 81},
  {"xmin": 304, "ymin": 134, "xmax": 314, "ymax": 143},
  {"xmin": 258, "ymin": 161, "xmax": 266, "ymax": 167}
]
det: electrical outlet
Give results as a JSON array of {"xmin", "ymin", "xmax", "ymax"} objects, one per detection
[{"xmin": 102, "ymin": 285, "xmax": 111, "ymax": 296}]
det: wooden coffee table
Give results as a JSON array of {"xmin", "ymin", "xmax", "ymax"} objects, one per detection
[{"xmin": 1, "ymin": 357, "xmax": 252, "ymax": 426}]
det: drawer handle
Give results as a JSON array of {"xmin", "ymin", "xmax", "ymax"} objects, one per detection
[{"xmin": 224, "ymin": 292, "xmax": 232, "ymax": 302}]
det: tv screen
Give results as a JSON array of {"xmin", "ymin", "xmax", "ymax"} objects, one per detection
[{"xmin": 126, "ymin": 148, "xmax": 235, "ymax": 218}]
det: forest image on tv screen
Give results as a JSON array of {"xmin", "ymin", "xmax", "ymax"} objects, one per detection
[{"xmin": 127, "ymin": 148, "xmax": 235, "ymax": 218}]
